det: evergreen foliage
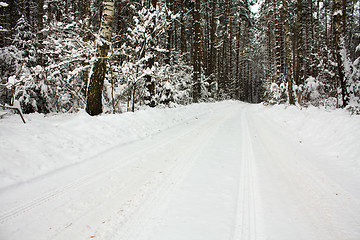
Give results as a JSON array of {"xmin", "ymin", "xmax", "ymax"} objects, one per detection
[{"xmin": 0, "ymin": 0, "xmax": 359, "ymax": 115}]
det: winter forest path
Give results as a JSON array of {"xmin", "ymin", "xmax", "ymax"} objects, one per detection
[{"xmin": 0, "ymin": 103, "xmax": 360, "ymax": 240}]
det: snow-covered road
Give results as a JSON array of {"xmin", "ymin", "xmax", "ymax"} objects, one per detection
[{"xmin": 1, "ymin": 102, "xmax": 360, "ymax": 240}]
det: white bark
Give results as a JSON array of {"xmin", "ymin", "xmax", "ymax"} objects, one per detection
[{"xmin": 86, "ymin": 0, "xmax": 115, "ymax": 116}]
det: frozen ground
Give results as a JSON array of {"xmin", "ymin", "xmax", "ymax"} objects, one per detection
[{"xmin": 0, "ymin": 101, "xmax": 359, "ymax": 240}]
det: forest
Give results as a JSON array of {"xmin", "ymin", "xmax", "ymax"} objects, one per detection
[
  {"xmin": 1, "ymin": 1, "xmax": 360, "ymax": 238},
  {"xmin": 0, "ymin": 0, "xmax": 359, "ymax": 116}
]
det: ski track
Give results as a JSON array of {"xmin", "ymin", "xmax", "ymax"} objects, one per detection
[
  {"xmin": 1, "ymin": 102, "xmax": 360, "ymax": 240},
  {"xmin": 0, "ymin": 133, "xmax": 178, "ymax": 225},
  {"xmin": 112, "ymin": 108, "xmax": 231, "ymax": 240},
  {"xmin": 0, "ymin": 104, "xmax": 235, "ymax": 240},
  {"xmin": 239, "ymin": 111, "xmax": 257, "ymax": 240},
  {"xmin": 230, "ymin": 109, "xmax": 258, "ymax": 240}
]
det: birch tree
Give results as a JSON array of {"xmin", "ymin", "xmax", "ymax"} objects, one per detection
[{"xmin": 86, "ymin": 0, "xmax": 115, "ymax": 116}]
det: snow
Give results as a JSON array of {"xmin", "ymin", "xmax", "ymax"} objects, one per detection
[
  {"xmin": 7, "ymin": 75, "xmax": 16, "ymax": 85},
  {"xmin": 0, "ymin": 101, "xmax": 360, "ymax": 240},
  {"xmin": 0, "ymin": 103, "xmax": 218, "ymax": 189},
  {"xmin": 333, "ymin": 9, "xmax": 343, "ymax": 16},
  {"xmin": 251, "ymin": 2, "xmax": 261, "ymax": 14},
  {"xmin": 0, "ymin": 2, "xmax": 8, "ymax": 7},
  {"xmin": 259, "ymin": 104, "xmax": 360, "ymax": 199}
]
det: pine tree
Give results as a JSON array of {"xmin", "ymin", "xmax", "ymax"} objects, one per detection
[
  {"xmin": 143, "ymin": 0, "xmax": 157, "ymax": 108},
  {"xmin": 192, "ymin": 0, "xmax": 201, "ymax": 102},
  {"xmin": 332, "ymin": 0, "xmax": 349, "ymax": 107},
  {"xmin": 283, "ymin": 0, "xmax": 295, "ymax": 104},
  {"xmin": 295, "ymin": 0, "xmax": 304, "ymax": 103}
]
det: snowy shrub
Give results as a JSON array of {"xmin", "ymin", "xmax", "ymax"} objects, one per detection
[
  {"xmin": 1, "ymin": 14, "xmax": 93, "ymax": 114},
  {"xmin": 14, "ymin": 80, "xmax": 56, "ymax": 114},
  {"xmin": 302, "ymin": 77, "xmax": 342, "ymax": 110},
  {"xmin": 0, "ymin": 16, "xmax": 36, "ymax": 107},
  {"xmin": 344, "ymin": 44, "xmax": 360, "ymax": 114},
  {"xmin": 156, "ymin": 56, "xmax": 192, "ymax": 105},
  {"xmin": 106, "ymin": 2, "xmax": 183, "ymax": 112},
  {"xmin": 266, "ymin": 82, "xmax": 287, "ymax": 104},
  {"xmin": 303, "ymin": 77, "xmax": 325, "ymax": 107}
]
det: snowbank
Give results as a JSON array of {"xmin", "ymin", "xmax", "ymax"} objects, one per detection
[
  {"xmin": 1, "ymin": 101, "xmax": 359, "ymax": 196},
  {"xmin": 257, "ymin": 104, "xmax": 360, "ymax": 198},
  {"xmin": 0, "ymin": 102, "xmax": 231, "ymax": 189}
]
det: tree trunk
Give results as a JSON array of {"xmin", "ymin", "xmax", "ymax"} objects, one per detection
[
  {"xmin": 180, "ymin": 0, "xmax": 187, "ymax": 54},
  {"xmin": 273, "ymin": 0, "xmax": 284, "ymax": 84},
  {"xmin": 295, "ymin": 0, "xmax": 304, "ymax": 90},
  {"xmin": 37, "ymin": 0, "xmax": 44, "ymax": 66},
  {"xmin": 240, "ymin": 25, "xmax": 247, "ymax": 101},
  {"xmin": 209, "ymin": 0, "xmax": 216, "ymax": 78},
  {"xmin": 324, "ymin": 0, "xmax": 329, "ymax": 47},
  {"xmin": 192, "ymin": 0, "xmax": 201, "ymax": 102},
  {"xmin": 235, "ymin": 21, "xmax": 241, "ymax": 100},
  {"xmin": 86, "ymin": 0, "xmax": 115, "ymax": 116},
  {"xmin": 81, "ymin": 0, "xmax": 91, "ymax": 98},
  {"xmin": 266, "ymin": 23, "xmax": 273, "ymax": 84},
  {"xmin": 166, "ymin": 0, "xmax": 173, "ymax": 65},
  {"xmin": 203, "ymin": 2, "xmax": 210, "ymax": 77},
  {"xmin": 228, "ymin": 0, "xmax": 233, "ymax": 96},
  {"xmin": 283, "ymin": 0, "xmax": 295, "ymax": 104},
  {"xmin": 222, "ymin": 0, "xmax": 230, "ymax": 94},
  {"xmin": 332, "ymin": 0, "xmax": 349, "ymax": 107},
  {"xmin": 144, "ymin": 0, "xmax": 157, "ymax": 108}
]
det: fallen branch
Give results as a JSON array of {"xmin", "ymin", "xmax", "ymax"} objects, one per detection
[
  {"xmin": 0, "ymin": 112, "xmax": 7, "ymax": 118},
  {"xmin": 0, "ymin": 105, "xmax": 26, "ymax": 124}
]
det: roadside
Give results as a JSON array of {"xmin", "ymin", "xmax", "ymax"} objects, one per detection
[{"xmin": 0, "ymin": 102, "xmax": 359, "ymax": 240}]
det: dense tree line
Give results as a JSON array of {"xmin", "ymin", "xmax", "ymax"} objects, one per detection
[
  {"xmin": 259, "ymin": 0, "xmax": 360, "ymax": 112},
  {"xmin": 0, "ymin": 0, "xmax": 359, "ymax": 115}
]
